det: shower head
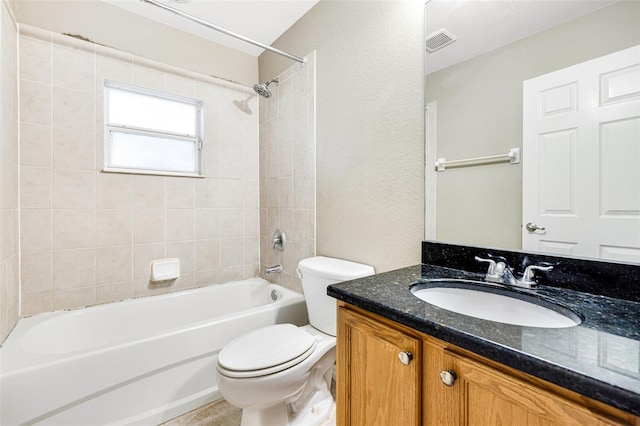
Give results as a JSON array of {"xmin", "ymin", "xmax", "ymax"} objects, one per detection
[{"xmin": 253, "ymin": 78, "xmax": 279, "ymax": 98}]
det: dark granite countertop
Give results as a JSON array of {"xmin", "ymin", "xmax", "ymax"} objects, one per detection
[{"xmin": 328, "ymin": 263, "xmax": 640, "ymax": 416}]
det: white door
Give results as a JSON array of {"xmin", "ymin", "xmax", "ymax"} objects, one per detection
[{"xmin": 522, "ymin": 45, "xmax": 640, "ymax": 262}]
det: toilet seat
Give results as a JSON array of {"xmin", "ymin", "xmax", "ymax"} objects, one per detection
[{"xmin": 217, "ymin": 324, "xmax": 317, "ymax": 378}]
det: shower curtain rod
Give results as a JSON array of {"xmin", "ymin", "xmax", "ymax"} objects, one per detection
[{"xmin": 140, "ymin": 0, "xmax": 307, "ymax": 66}]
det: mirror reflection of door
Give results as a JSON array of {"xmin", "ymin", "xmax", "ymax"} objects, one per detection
[{"xmin": 522, "ymin": 45, "xmax": 640, "ymax": 262}]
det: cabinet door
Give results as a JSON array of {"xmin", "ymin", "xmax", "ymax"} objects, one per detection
[
  {"xmin": 337, "ymin": 307, "xmax": 421, "ymax": 425},
  {"xmin": 442, "ymin": 351, "xmax": 628, "ymax": 426}
]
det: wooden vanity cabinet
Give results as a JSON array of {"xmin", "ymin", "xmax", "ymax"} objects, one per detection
[
  {"xmin": 336, "ymin": 302, "xmax": 639, "ymax": 426},
  {"xmin": 336, "ymin": 304, "xmax": 422, "ymax": 425}
]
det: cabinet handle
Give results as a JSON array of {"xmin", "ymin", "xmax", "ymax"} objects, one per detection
[
  {"xmin": 440, "ymin": 370, "xmax": 457, "ymax": 386},
  {"xmin": 398, "ymin": 351, "xmax": 413, "ymax": 365}
]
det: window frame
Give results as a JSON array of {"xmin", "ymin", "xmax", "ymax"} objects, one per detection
[{"xmin": 103, "ymin": 80, "xmax": 205, "ymax": 178}]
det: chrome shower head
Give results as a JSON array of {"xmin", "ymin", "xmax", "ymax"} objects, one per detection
[{"xmin": 252, "ymin": 78, "xmax": 279, "ymax": 98}]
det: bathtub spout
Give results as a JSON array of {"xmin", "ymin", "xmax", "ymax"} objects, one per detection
[{"xmin": 264, "ymin": 264, "xmax": 283, "ymax": 274}]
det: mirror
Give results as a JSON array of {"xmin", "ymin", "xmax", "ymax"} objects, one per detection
[{"xmin": 425, "ymin": 0, "xmax": 640, "ymax": 263}]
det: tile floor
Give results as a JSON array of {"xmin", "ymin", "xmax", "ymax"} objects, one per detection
[
  {"xmin": 162, "ymin": 378, "xmax": 335, "ymax": 425},
  {"xmin": 161, "ymin": 400, "xmax": 241, "ymax": 426}
]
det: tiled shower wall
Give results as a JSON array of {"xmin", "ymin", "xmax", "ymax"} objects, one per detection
[
  {"xmin": 18, "ymin": 25, "xmax": 260, "ymax": 316},
  {"xmin": 259, "ymin": 53, "xmax": 316, "ymax": 293},
  {"xmin": 0, "ymin": 0, "xmax": 19, "ymax": 341}
]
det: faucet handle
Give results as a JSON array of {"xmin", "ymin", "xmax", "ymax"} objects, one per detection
[
  {"xmin": 522, "ymin": 264, "xmax": 553, "ymax": 280},
  {"xmin": 475, "ymin": 256, "xmax": 497, "ymax": 275},
  {"xmin": 272, "ymin": 229, "xmax": 286, "ymax": 251},
  {"xmin": 486, "ymin": 253, "xmax": 508, "ymax": 263},
  {"xmin": 518, "ymin": 265, "xmax": 553, "ymax": 287}
]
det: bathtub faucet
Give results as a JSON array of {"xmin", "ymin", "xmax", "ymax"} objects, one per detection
[{"xmin": 264, "ymin": 264, "xmax": 283, "ymax": 275}]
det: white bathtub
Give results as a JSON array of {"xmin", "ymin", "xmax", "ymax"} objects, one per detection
[{"xmin": 0, "ymin": 278, "xmax": 308, "ymax": 425}]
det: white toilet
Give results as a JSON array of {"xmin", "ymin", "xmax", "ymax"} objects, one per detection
[{"xmin": 216, "ymin": 256, "xmax": 375, "ymax": 426}]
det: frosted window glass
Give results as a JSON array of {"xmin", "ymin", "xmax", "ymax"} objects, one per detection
[
  {"xmin": 109, "ymin": 132, "xmax": 196, "ymax": 173},
  {"xmin": 108, "ymin": 88, "xmax": 197, "ymax": 136},
  {"xmin": 104, "ymin": 81, "xmax": 203, "ymax": 177}
]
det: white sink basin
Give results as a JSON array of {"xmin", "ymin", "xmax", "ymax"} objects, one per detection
[{"xmin": 411, "ymin": 280, "xmax": 581, "ymax": 328}]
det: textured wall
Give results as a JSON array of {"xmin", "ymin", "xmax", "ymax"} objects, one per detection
[
  {"xmin": 18, "ymin": 25, "xmax": 260, "ymax": 316},
  {"xmin": 0, "ymin": 0, "xmax": 19, "ymax": 342},
  {"xmin": 259, "ymin": 1, "xmax": 425, "ymax": 273}
]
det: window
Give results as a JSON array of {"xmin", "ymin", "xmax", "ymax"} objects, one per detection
[{"xmin": 104, "ymin": 80, "xmax": 204, "ymax": 177}]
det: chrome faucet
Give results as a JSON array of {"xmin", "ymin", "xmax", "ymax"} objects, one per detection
[
  {"xmin": 475, "ymin": 256, "xmax": 553, "ymax": 289},
  {"xmin": 264, "ymin": 264, "xmax": 283, "ymax": 275}
]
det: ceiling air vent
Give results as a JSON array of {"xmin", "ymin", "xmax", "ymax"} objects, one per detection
[{"xmin": 425, "ymin": 29, "xmax": 457, "ymax": 53}]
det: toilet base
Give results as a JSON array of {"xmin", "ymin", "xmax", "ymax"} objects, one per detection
[
  {"xmin": 239, "ymin": 348, "xmax": 336, "ymax": 426},
  {"xmin": 240, "ymin": 389, "xmax": 334, "ymax": 426}
]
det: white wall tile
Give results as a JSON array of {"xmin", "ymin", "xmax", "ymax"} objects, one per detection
[
  {"xmin": 1, "ymin": 4, "xmax": 19, "ymax": 341},
  {"xmin": 244, "ymin": 208, "xmax": 260, "ymax": 237},
  {"xmin": 1, "ymin": 159, "xmax": 18, "ymax": 210},
  {"xmin": 221, "ymin": 179, "xmax": 244, "ymax": 208},
  {"xmin": 167, "ymin": 272, "xmax": 195, "ymax": 292},
  {"xmin": 96, "ymin": 282, "xmax": 133, "ymax": 305},
  {"xmin": 166, "ymin": 241, "xmax": 195, "ymax": 274},
  {"xmin": 132, "ymin": 63, "xmax": 164, "ymax": 91},
  {"xmin": 166, "ymin": 209, "xmax": 194, "ymax": 242},
  {"xmin": 21, "ymin": 292, "xmax": 52, "ymax": 316},
  {"xmin": 166, "ymin": 178, "xmax": 194, "ymax": 209},
  {"xmin": 20, "ymin": 80, "xmax": 51, "ymax": 126},
  {"xmin": 52, "ymin": 86, "xmax": 94, "ymax": 131},
  {"xmin": 165, "ymin": 73, "xmax": 194, "ymax": 97},
  {"xmin": 17, "ymin": 28, "xmax": 261, "ymax": 317},
  {"xmin": 132, "ymin": 174, "xmax": 165, "ymax": 209},
  {"xmin": 53, "ymin": 287, "xmax": 95, "ymax": 311},
  {"xmin": 21, "ymin": 251, "xmax": 52, "ymax": 294},
  {"xmin": 95, "ymin": 246, "xmax": 132, "ymax": 285},
  {"xmin": 259, "ymin": 59, "xmax": 315, "ymax": 292},
  {"xmin": 133, "ymin": 209, "xmax": 165, "ymax": 244},
  {"xmin": 20, "ymin": 166, "xmax": 51, "ymax": 209},
  {"xmin": 133, "ymin": 243, "xmax": 165, "ymax": 281},
  {"xmin": 221, "ymin": 266, "xmax": 243, "ymax": 282},
  {"xmin": 221, "ymin": 148, "xmax": 243, "ymax": 179},
  {"xmin": 97, "ymin": 173, "xmax": 132, "ymax": 209},
  {"xmin": 53, "ymin": 127, "xmax": 95, "ymax": 170},
  {"xmin": 20, "ymin": 36, "xmax": 51, "ymax": 84},
  {"xmin": 96, "ymin": 54, "xmax": 133, "ymax": 87},
  {"xmin": 96, "ymin": 209, "xmax": 132, "ymax": 247},
  {"xmin": 53, "ymin": 248, "xmax": 95, "ymax": 290},
  {"xmin": 53, "ymin": 44, "xmax": 95, "ymax": 93},
  {"xmin": 194, "ymin": 269, "xmax": 220, "ymax": 286},
  {"xmin": 195, "ymin": 208, "xmax": 221, "ymax": 240},
  {"xmin": 222, "ymin": 238, "xmax": 244, "ymax": 268},
  {"xmin": 221, "ymin": 209, "xmax": 244, "ymax": 238},
  {"xmin": 244, "ymin": 236, "xmax": 259, "ymax": 265},
  {"xmin": 53, "ymin": 209, "xmax": 95, "ymax": 250},
  {"xmin": 20, "ymin": 209, "xmax": 51, "ymax": 252},
  {"xmin": 194, "ymin": 239, "xmax": 220, "ymax": 272},
  {"xmin": 53, "ymin": 169, "xmax": 95, "ymax": 208},
  {"xmin": 20, "ymin": 123, "xmax": 51, "ymax": 167}
]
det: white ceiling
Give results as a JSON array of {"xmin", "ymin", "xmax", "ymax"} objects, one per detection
[
  {"xmin": 103, "ymin": 0, "xmax": 319, "ymax": 56},
  {"xmin": 104, "ymin": 0, "xmax": 618, "ymax": 71},
  {"xmin": 425, "ymin": 0, "xmax": 618, "ymax": 74}
]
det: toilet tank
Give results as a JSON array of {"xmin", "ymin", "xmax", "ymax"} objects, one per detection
[{"xmin": 297, "ymin": 256, "xmax": 375, "ymax": 336}]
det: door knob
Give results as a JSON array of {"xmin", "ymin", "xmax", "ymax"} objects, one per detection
[
  {"xmin": 525, "ymin": 222, "xmax": 546, "ymax": 232},
  {"xmin": 398, "ymin": 351, "xmax": 413, "ymax": 365},
  {"xmin": 440, "ymin": 370, "xmax": 457, "ymax": 386}
]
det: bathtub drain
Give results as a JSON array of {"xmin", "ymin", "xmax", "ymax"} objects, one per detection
[{"xmin": 271, "ymin": 290, "xmax": 278, "ymax": 301}]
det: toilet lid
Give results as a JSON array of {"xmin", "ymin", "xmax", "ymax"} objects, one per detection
[{"xmin": 218, "ymin": 324, "xmax": 316, "ymax": 374}]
